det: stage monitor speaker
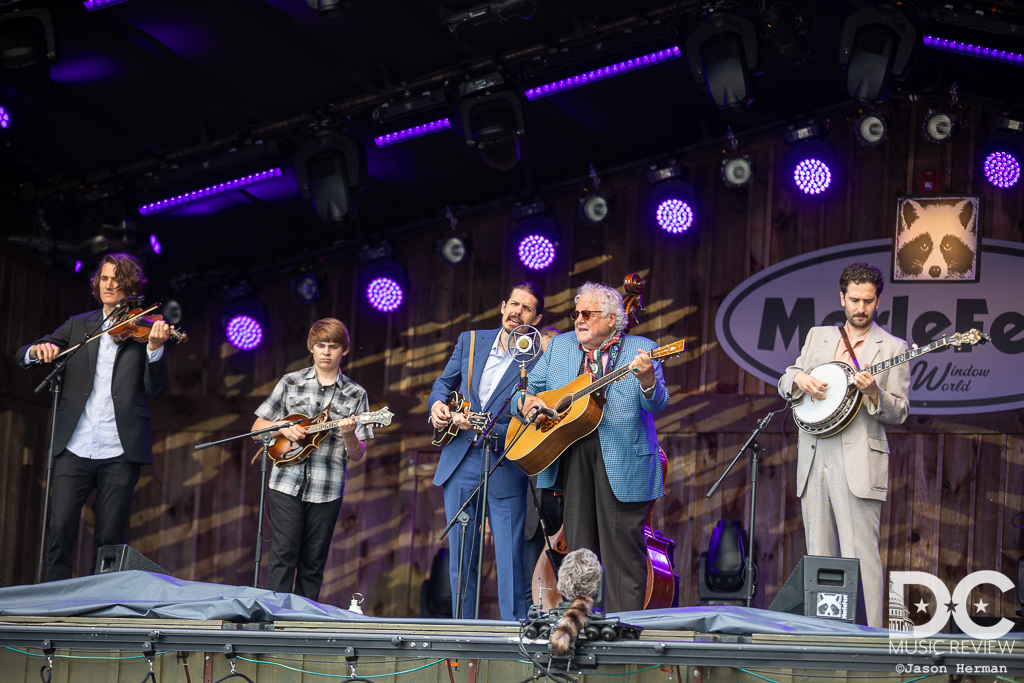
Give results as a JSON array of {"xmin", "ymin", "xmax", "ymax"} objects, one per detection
[
  {"xmin": 768, "ymin": 555, "xmax": 865, "ymax": 625},
  {"xmin": 95, "ymin": 544, "xmax": 170, "ymax": 576}
]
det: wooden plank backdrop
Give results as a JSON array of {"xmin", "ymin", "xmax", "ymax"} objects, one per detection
[{"xmin": 1, "ymin": 102, "xmax": 1022, "ymax": 625}]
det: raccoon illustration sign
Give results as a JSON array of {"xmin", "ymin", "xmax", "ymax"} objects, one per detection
[
  {"xmin": 894, "ymin": 195, "xmax": 980, "ymax": 282},
  {"xmin": 715, "ymin": 239, "xmax": 1024, "ymax": 415}
]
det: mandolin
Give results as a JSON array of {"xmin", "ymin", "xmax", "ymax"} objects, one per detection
[
  {"xmin": 254, "ymin": 407, "xmax": 394, "ymax": 468},
  {"xmin": 431, "ymin": 390, "xmax": 491, "ymax": 447}
]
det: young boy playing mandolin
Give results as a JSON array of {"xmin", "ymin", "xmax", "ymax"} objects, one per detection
[{"xmin": 252, "ymin": 317, "xmax": 372, "ymax": 601}]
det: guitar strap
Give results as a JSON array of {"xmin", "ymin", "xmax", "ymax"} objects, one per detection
[
  {"xmin": 838, "ymin": 325, "xmax": 861, "ymax": 371},
  {"xmin": 467, "ymin": 331, "xmax": 476, "ymax": 403}
]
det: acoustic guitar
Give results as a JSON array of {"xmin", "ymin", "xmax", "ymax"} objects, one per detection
[
  {"xmin": 255, "ymin": 407, "xmax": 394, "ymax": 468},
  {"xmin": 431, "ymin": 391, "xmax": 491, "ymax": 447},
  {"xmin": 504, "ymin": 339, "xmax": 685, "ymax": 476},
  {"xmin": 792, "ymin": 328, "xmax": 990, "ymax": 437}
]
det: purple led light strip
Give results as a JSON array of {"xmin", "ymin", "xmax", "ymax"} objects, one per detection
[
  {"xmin": 923, "ymin": 35, "xmax": 1024, "ymax": 65},
  {"xmin": 83, "ymin": 0, "xmax": 132, "ymax": 10},
  {"xmin": 525, "ymin": 46, "xmax": 683, "ymax": 101},
  {"xmin": 138, "ymin": 167, "xmax": 283, "ymax": 215},
  {"xmin": 374, "ymin": 117, "xmax": 451, "ymax": 148}
]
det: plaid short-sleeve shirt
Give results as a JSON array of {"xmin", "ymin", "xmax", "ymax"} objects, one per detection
[{"xmin": 255, "ymin": 366, "xmax": 373, "ymax": 503}]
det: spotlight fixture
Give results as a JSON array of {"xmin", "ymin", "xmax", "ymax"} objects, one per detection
[
  {"xmin": 982, "ymin": 117, "xmax": 1023, "ymax": 189},
  {"xmin": 440, "ymin": 0, "xmax": 534, "ymax": 34},
  {"xmin": 0, "ymin": 105, "xmax": 9, "ymax": 129},
  {"xmin": 579, "ymin": 165, "xmax": 611, "ymax": 226},
  {"xmin": 854, "ymin": 112, "xmax": 888, "ymax": 146},
  {"xmin": 137, "ymin": 140, "xmax": 284, "ymax": 216},
  {"xmin": 161, "ymin": 300, "xmax": 183, "ymax": 327},
  {"xmin": 525, "ymin": 46, "xmax": 682, "ymax": 101},
  {"xmin": 148, "ymin": 234, "xmax": 162, "ymax": 255},
  {"xmin": 686, "ymin": 11, "xmax": 762, "ymax": 111},
  {"xmin": 74, "ymin": 260, "xmax": 83, "ymax": 273},
  {"xmin": 359, "ymin": 258, "xmax": 408, "ymax": 313},
  {"xmin": 293, "ymin": 130, "xmax": 367, "ymax": 225},
  {"xmin": 646, "ymin": 164, "xmax": 697, "ymax": 234},
  {"xmin": 721, "ymin": 154, "xmax": 753, "ymax": 188},
  {"xmin": 83, "ymin": 0, "xmax": 134, "ymax": 10},
  {"xmin": 923, "ymin": 35, "xmax": 1024, "ymax": 67},
  {"xmin": 456, "ymin": 74, "xmax": 526, "ymax": 172},
  {"xmin": 221, "ymin": 297, "xmax": 268, "ymax": 351},
  {"xmin": 306, "ymin": 0, "xmax": 353, "ymax": 18},
  {"xmin": 921, "ymin": 109, "xmax": 956, "ymax": 143},
  {"xmin": 78, "ymin": 201, "xmax": 136, "ymax": 255},
  {"xmin": 291, "ymin": 272, "xmax": 323, "ymax": 305},
  {"xmin": 782, "ymin": 123, "xmax": 836, "ymax": 196},
  {"xmin": 0, "ymin": 9, "xmax": 57, "ymax": 95},
  {"xmin": 511, "ymin": 217, "xmax": 560, "ymax": 271},
  {"xmin": 838, "ymin": 3, "xmax": 917, "ymax": 104},
  {"xmin": 373, "ymin": 90, "xmax": 452, "ymax": 148},
  {"xmin": 437, "ymin": 233, "xmax": 471, "ymax": 265}
]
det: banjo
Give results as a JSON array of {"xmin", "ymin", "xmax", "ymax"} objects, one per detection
[{"xmin": 791, "ymin": 328, "xmax": 990, "ymax": 437}]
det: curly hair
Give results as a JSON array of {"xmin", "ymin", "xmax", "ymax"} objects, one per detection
[
  {"xmin": 90, "ymin": 253, "xmax": 147, "ymax": 303},
  {"xmin": 575, "ymin": 282, "xmax": 626, "ymax": 332},
  {"xmin": 839, "ymin": 262, "xmax": 884, "ymax": 296}
]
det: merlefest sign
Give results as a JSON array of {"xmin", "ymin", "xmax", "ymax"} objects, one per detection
[{"xmin": 715, "ymin": 239, "xmax": 1024, "ymax": 415}]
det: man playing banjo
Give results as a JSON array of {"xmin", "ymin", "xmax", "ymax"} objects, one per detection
[{"xmin": 778, "ymin": 262, "xmax": 910, "ymax": 628}]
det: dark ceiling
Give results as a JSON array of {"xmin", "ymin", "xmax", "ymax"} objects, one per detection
[{"xmin": 2, "ymin": 0, "xmax": 1023, "ymax": 287}]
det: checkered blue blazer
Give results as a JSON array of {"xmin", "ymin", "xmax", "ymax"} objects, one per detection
[{"xmin": 529, "ymin": 331, "xmax": 668, "ymax": 503}]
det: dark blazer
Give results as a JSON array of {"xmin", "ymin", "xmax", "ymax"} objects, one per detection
[
  {"xmin": 16, "ymin": 309, "xmax": 169, "ymax": 465},
  {"xmin": 429, "ymin": 328, "xmax": 540, "ymax": 494}
]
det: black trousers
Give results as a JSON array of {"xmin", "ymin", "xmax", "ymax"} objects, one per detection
[
  {"xmin": 47, "ymin": 450, "xmax": 140, "ymax": 582},
  {"xmin": 266, "ymin": 488, "xmax": 343, "ymax": 601},
  {"xmin": 562, "ymin": 431, "xmax": 650, "ymax": 613}
]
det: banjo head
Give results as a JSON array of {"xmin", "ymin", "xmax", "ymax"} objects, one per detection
[{"xmin": 793, "ymin": 362, "xmax": 860, "ymax": 436}]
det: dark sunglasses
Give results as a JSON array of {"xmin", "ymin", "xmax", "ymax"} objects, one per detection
[{"xmin": 570, "ymin": 309, "xmax": 605, "ymax": 321}]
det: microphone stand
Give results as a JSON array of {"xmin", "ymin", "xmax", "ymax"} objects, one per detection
[
  {"xmin": 194, "ymin": 418, "xmax": 305, "ymax": 588},
  {"xmin": 32, "ymin": 303, "xmax": 129, "ymax": 584},
  {"xmin": 705, "ymin": 406, "xmax": 784, "ymax": 608},
  {"xmin": 437, "ymin": 383, "xmax": 537, "ymax": 619}
]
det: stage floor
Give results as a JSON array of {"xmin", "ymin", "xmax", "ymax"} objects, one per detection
[{"xmin": 0, "ymin": 573, "xmax": 1022, "ymax": 682}]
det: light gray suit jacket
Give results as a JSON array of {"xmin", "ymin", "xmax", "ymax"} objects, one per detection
[{"xmin": 778, "ymin": 324, "xmax": 910, "ymax": 502}]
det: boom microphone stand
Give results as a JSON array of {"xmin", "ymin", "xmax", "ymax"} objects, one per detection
[
  {"xmin": 705, "ymin": 403, "xmax": 787, "ymax": 608},
  {"xmin": 194, "ymin": 418, "xmax": 305, "ymax": 588}
]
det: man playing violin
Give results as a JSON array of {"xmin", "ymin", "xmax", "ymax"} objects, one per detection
[
  {"xmin": 428, "ymin": 281, "xmax": 544, "ymax": 620},
  {"xmin": 251, "ymin": 318, "xmax": 372, "ymax": 601},
  {"xmin": 521, "ymin": 282, "xmax": 668, "ymax": 613},
  {"xmin": 15, "ymin": 253, "xmax": 172, "ymax": 582}
]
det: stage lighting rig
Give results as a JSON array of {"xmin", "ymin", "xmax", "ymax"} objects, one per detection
[
  {"xmin": 436, "ymin": 206, "xmax": 472, "ymax": 266},
  {"xmin": 0, "ymin": 8, "xmax": 57, "ymax": 95},
  {"xmin": 782, "ymin": 120, "xmax": 836, "ymax": 196},
  {"xmin": 455, "ymin": 73, "xmax": 526, "ymax": 172},
  {"xmin": 221, "ymin": 289, "xmax": 268, "ymax": 351},
  {"xmin": 579, "ymin": 165, "xmax": 611, "ymax": 226},
  {"xmin": 838, "ymin": 2, "xmax": 918, "ymax": 104},
  {"xmin": 509, "ymin": 200, "xmax": 559, "ymax": 271},
  {"xmin": 854, "ymin": 112, "xmax": 888, "ymax": 147},
  {"xmin": 291, "ymin": 272, "xmax": 323, "ymax": 305},
  {"xmin": 306, "ymin": 0, "xmax": 353, "ymax": 18},
  {"xmin": 922, "ymin": 108, "xmax": 956, "ymax": 144},
  {"xmin": 720, "ymin": 126, "xmax": 753, "ymax": 188},
  {"xmin": 440, "ymin": 0, "xmax": 534, "ymax": 34},
  {"xmin": 685, "ymin": 10, "xmax": 762, "ymax": 111},
  {"xmin": 293, "ymin": 130, "xmax": 367, "ymax": 226},
  {"xmin": 373, "ymin": 90, "xmax": 452, "ymax": 148},
  {"xmin": 982, "ymin": 115, "xmax": 1024, "ymax": 189},
  {"xmin": 646, "ymin": 163, "xmax": 697, "ymax": 234}
]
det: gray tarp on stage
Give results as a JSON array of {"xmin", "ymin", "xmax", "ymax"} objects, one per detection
[{"xmin": 0, "ymin": 571, "xmax": 901, "ymax": 637}]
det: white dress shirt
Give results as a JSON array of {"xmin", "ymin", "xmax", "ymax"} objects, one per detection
[{"xmin": 476, "ymin": 332, "xmax": 514, "ymax": 407}]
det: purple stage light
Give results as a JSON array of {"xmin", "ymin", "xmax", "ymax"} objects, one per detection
[
  {"xmin": 517, "ymin": 234, "xmax": 556, "ymax": 270},
  {"xmin": 138, "ymin": 167, "xmax": 283, "ymax": 216},
  {"xmin": 226, "ymin": 315, "xmax": 263, "ymax": 351},
  {"xmin": 923, "ymin": 35, "xmax": 1024, "ymax": 66},
  {"xmin": 374, "ymin": 117, "xmax": 452, "ymax": 148},
  {"xmin": 74, "ymin": 260, "xmax": 83, "ymax": 273},
  {"xmin": 793, "ymin": 158, "xmax": 832, "ymax": 195},
  {"xmin": 0, "ymin": 106, "xmax": 9, "ymax": 129},
  {"xmin": 149, "ymin": 234, "xmax": 162, "ymax": 254},
  {"xmin": 984, "ymin": 150, "xmax": 1021, "ymax": 188},
  {"xmin": 655, "ymin": 198, "xmax": 694, "ymax": 234},
  {"xmin": 524, "ymin": 46, "xmax": 683, "ymax": 101},
  {"xmin": 84, "ymin": 0, "xmax": 132, "ymax": 9},
  {"xmin": 366, "ymin": 277, "xmax": 404, "ymax": 312}
]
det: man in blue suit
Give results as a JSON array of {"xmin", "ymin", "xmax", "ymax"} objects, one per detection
[
  {"xmin": 429, "ymin": 281, "xmax": 545, "ymax": 620},
  {"xmin": 523, "ymin": 282, "xmax": 668, "ymax": 612}
]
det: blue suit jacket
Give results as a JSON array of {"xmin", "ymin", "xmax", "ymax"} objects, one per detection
[
  {"xmin": 429, "ymin": 328, "xmax": 537, "ymax": 495},
  {"xmin": 528, "ymin": 331, "xmax": 668, "ymax": 503}
]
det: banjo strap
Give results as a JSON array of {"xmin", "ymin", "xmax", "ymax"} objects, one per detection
[{"xmin": 838, "ymin": 325, "xmax": 861, "ymax": 371}]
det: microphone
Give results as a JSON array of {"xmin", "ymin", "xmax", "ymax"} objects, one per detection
[
  {"xmin": 515, "ymin": 334, "xmax": 534, "ymax": 353},
  {"xmin": 537, "ymin": 406, "xmax": 558, "ymax": 419},
  {"xmin": 114, "ymin": 295, "xmax": 144, "ymax": 310}
]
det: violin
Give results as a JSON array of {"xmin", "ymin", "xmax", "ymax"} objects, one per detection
[{"xmin": 109, "ymin": 306, "xmax": 188, "ymax": 345}]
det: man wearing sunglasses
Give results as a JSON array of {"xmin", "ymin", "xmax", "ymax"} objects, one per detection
[
  {"xmin": 521, "ymin": 282, "xmax": 668, "ymax": 613},
  {"xmin": 429, "ymin": 281, "xmax": 545, "ymax": 620}
]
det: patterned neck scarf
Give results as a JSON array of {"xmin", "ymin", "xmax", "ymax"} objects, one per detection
[{"xmin": 580, "ymin": 334, "xmax": 621, "ymax": 378}]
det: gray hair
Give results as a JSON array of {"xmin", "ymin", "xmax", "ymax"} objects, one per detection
[
  {"xmin": 556, "ymin": 548, "xmax": 602, "ymax": 600},
  {"xmin": 575, "ymin": 282, "xmax": 626, "ymax": 332}
]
